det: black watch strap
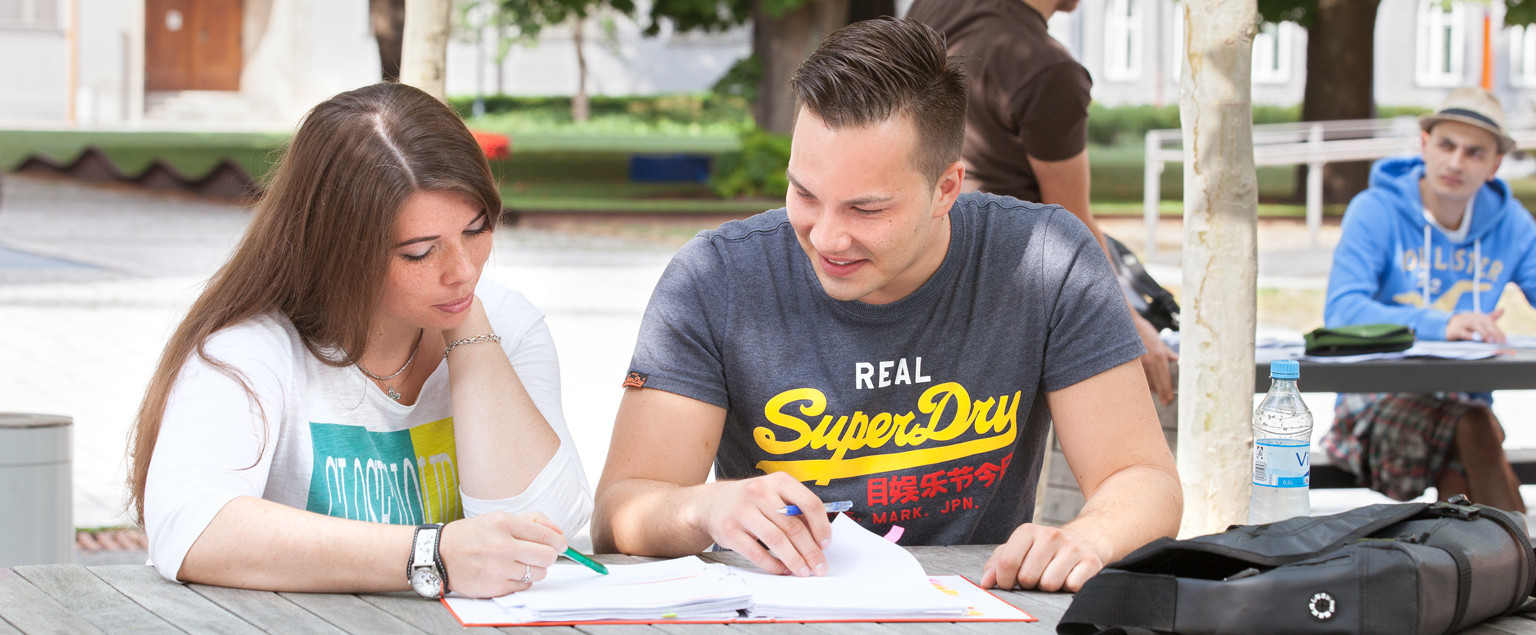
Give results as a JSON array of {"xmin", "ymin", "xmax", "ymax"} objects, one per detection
[
  {"xmin": 432, "ymin": 524, "xmax": 449, "ymax": 592},
  {"xmin": 409, "ymin": 523, "xmax": 449, "ymax": 597}
]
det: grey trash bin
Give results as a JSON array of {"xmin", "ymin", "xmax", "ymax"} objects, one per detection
[{"xmin": 0, "ymin": 413, "xmax": 74, "ymax": 566}]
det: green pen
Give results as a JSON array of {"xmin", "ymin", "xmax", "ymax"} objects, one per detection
[{"xmin": 562, "ymin": 547, "xmax": 609, "ymax": 575}]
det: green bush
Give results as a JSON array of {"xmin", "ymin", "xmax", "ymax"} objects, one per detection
[
  {"xmin": 448, "ymin": 93, "xmax": 752, "ymax": 133},
  {"xmin": 712, "ymin": 56, "xmax": 762, "ymax": 105},
  {"xmin": 710, "ymin": 128, "xmax": 791, "ymax": 199},
  {"xmin": 1377, "ymin": 105, "xmax": 1433, "ymax": 119}
]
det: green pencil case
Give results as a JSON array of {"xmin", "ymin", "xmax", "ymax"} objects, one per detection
[{"xmin": 1304, "ymin": 323, "xmax": 1415, "ymax": 356}]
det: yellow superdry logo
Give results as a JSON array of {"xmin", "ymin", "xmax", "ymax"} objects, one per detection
[{"xmin": 753, "ymin": 382, "xmax": 1020, "ymax": 485}]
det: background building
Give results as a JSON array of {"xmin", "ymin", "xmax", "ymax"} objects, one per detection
[{"xmin": 0, "ymin": 0, "xmax": 1532, "ymax": 126}]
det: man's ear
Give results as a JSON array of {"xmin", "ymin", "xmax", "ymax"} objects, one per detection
[
  {"xmin": 1420, "ymin": 128, "xmax": 1433, "ymax": 153},
  {"xmin": 932, "ymin": 160, "xmax": 965, "ymax": 217},
  {"xmin": 1490, "ymin": 154, "xmax": 1505, "ymax": 182}
]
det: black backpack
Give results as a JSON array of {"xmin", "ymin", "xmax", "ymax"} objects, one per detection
[
  {"xmin": 1059, "ymin": 499, "xmax": 1535, "ymax": 635},
  {"xmin": 1105, "ymin": 234, "xmax": 1179, "ymax": 332}
]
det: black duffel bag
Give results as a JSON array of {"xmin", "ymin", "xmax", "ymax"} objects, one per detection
[
  {"xmin": 1059, "ymin": 498, "xmax": 1535, "ymax": 634},
  {"xmin": 1105, "ymin": 234, "xmax": 1179, "ymax": 332}
]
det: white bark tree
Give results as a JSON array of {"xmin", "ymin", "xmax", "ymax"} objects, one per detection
[
  {"xmin": 1176, "ymin": 0, "xmax": 1260, "ymax": 537},
  {"xmin": 402, "ymin": 0, "xmax": 454, "ymax": 100}
]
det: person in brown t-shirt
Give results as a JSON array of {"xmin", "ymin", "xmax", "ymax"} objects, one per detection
[{"xmin": 910, "ymin": 0, "xmax": 1179, "ymax": 405}]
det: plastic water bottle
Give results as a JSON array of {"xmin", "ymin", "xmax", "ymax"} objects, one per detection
[{"xmin": 1249, "ymin": 359, "xmax": 1313, "ymax": 524}]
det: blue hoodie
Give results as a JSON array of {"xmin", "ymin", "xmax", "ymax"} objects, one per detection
[{"xmin": 1325, "ymin": 155, "xmax": 1536, "ymax": 340}]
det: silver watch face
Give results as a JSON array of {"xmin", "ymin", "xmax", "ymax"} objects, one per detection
[{"xmin": 411, "ymin": 566, "xmax": 442, "ymax": 598}]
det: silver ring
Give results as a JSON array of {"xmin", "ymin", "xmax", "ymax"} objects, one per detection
[{"xmin": 520, "ymin": 563, "xmax": 532, "ymax": 584}]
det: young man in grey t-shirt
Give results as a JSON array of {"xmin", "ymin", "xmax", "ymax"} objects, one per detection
[{"xmin": 592, "ymin": 17, "xmax": 1182, "ymax": 593}]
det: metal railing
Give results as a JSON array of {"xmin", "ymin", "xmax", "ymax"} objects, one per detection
[{"xmin": 1141, "ymin": 117, "xmax": 1536, "ymax": 254}]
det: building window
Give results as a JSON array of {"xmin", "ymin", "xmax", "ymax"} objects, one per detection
[
  {"xmin": 1416, "ymin": 0, "xmax": 1465, "ymax": 87},
  {"xmin": 1104, "ymin": 0, "xmax": 1142, "ymax": 81},
  {"xmin": 0, "ymin": 0, "xmax": 58, "ymax": 30},
  {"xmin": 1510, "ymin": 24, "xmax": 1536, "ymax": 87},
  {"xmin": 1252, "ymin": 21, "xmax": 1294, "ymax": 84}
]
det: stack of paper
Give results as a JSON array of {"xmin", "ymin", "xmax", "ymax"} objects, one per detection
[
  {"xmin": 735, "ymin": 514, "xmax": 970, "ymax": 619},
  {"xmin": 465, "ymin": 557, "xmax": 751, "ymax": 622},
  {"xmin": 444, "ymin": 515, "xmax": 1005, "ymax": 626}
]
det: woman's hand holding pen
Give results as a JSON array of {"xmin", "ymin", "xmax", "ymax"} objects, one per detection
[
  {"xmin": 686, "ymin": 471, "xmax": 832, "ymax": 578},
  {"xmin": 439, "ymin": 511, "xmax": 566, "ymax": 598}
]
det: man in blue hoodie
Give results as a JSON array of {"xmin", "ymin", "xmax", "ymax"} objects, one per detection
[{"xmin": 1323, "ymin": 87, "xmax": 1536, "ymax": 514}]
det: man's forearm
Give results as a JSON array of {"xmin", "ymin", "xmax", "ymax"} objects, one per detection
[
  {"xmin": 592, "ymin": 479, "xmax": 714, "ymax": 556},
  {"xmin": 1062, "ymin": 464, "xmax": 1183, "ymax": 562}
]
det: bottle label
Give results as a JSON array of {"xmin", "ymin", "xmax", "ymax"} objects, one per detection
[{"xmin": 1253, "ymin": 438, "xmax": 1310, "ymax": 488}]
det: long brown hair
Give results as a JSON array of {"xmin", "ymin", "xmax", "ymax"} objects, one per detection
[{"xmin": 127, "ymin": 82, "xmax": 502, "ymax": 524}]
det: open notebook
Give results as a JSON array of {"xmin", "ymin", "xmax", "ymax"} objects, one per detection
[{"xmin": 443, "ymin": 515, "xmax": 1033, "ymax": 626}]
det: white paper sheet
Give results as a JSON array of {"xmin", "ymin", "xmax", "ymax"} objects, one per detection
[
  {"xmin": 734, "ymin": 515, "xmax": 968, "ymax": 618},
  {"xmin": 443, "ymin": 515, "xmax": 997, "ymax": 626},
  {"xmin": 451, "ymin": 556, "xmax": 752, "ymax": 622}
]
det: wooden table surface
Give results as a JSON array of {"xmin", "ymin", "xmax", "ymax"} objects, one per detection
[{"xmin": 2, "ymin": 545, "xmax": 1534, "ymax": 633}]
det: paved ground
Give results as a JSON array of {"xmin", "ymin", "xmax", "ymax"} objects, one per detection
[{"xmin": 0, "ymin": 174, "xmax": 1530, "ymax": 565}]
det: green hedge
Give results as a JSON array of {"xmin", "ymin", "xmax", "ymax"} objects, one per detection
[
  {"xmin": 448, "ymin": 93, "xmax": 751, "ymax": 130},
  {"xmin": 709, "ymin": 129, "xmax": 791, "ymax": 199},
  {"xmin": 1085, "ymin": 104, "xmax": 1434, "ymax": 146},
  {"xmin": 449, "ymin": 92, "xmax": 1434, "ymax": 150},
  {"xmin": 1086, "ymin": 104, "xmax": 1304, "ymax": 146}
]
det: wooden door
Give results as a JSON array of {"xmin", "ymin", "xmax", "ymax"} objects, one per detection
[{"xmin": 146, "ymin": 0, "xmax": 243, "ymax": 91}]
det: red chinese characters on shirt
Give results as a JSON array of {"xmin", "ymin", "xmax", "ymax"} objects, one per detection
[{"xmin": 864, "ymin": 452, "xmax": 1013, "ymax": 507}]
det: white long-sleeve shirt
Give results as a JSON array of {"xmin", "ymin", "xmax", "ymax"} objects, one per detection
[{"xmin": 143, "ymin": 280, "xmax": 592, "ymax": 581}]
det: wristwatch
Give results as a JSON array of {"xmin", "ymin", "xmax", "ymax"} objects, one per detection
[{"xmin": 408, "ymin": 523, "xmax": 448, "ymax": 599}]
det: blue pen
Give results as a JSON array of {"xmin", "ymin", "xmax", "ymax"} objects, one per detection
[{"xmin": 779, "ymin": 500, "xmax": 854, "ymax": 516}]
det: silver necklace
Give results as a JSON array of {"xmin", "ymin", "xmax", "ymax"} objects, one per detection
[{"xmin": 356, "ymin": 328, "xmax": 423, "ymax": 401}]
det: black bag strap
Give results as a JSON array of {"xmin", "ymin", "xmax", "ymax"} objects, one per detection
[
  {"xmin": 1431, "ymin": 539, "xmax": 1476, "ymax": 633},
  {"xmin": 1425, "ymin": 502, "xmax": 1535, "ymax": 630},
  {"xmin": 1113, "ymin": 503, "xmax": 1432, "ymax": 572},
  {"xmin": 1057, "ymin": 571, "xmax": 1177, "ymax": 635},
  {"xmin": 1467, "ymin": 503, "xmax": 1536, "ymax": 617},
  {"xmin": 1512, "ymin": 596, "xmax": 1536, "ymax": 615}
]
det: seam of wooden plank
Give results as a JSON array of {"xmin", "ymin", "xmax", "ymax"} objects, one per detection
[
  {"xmin": 278, "ymin": 591, "xmax": 427, "ymax": 634},
  {"xmin": 0, "ymin": 569, "xmax": 103, "ymax": 635},
  {"xmin": 357, "ymin": 592, "xmax": 503, "ymax": 632},
  {"xmin": 12, "ymin": 564, "xmax": 183, "ymax": 633},
  {"xmin": 89, "ymin": 565, "xmax": 263, "ymax": 635},
  {"xmin": 188, "ymin": 583, "xmax": 349, "ymax": 634}
]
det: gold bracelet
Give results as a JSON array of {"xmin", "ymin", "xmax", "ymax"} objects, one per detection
[{"xmin": 443, "ymin": 333, "xmax": 501, "ymax": 359}]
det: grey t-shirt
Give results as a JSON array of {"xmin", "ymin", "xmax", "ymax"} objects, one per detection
[{"xmin": 626, "ymin": 192, "xmax": 1143, "ymax": 545}]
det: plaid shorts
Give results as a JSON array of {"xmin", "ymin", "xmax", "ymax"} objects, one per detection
[{"xmin": 1320, "ymin": 392, "xmax": 1494, "ymax": 501}]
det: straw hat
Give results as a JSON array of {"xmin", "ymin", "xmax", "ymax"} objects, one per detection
[{"xmin": 1419, "ymin": 87, "xmax": 1516, "ymax": 154}]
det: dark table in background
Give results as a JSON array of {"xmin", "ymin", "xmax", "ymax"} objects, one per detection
[{"xmin": 1254, "ymin": 348, "xmax": 1536, "ymax": 394}]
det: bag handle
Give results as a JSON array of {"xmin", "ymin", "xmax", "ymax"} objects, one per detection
[{"xmin": 1057, "ymin": 571, "xmax": 1177, "ymax": 635}]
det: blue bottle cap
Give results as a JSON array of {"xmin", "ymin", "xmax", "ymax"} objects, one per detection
[{"xmin": 1270, "ymin": 359, "xmax": 1300, "ymax": 380}]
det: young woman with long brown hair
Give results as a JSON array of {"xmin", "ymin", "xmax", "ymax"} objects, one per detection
[{"xmin": 127, "ymin": 82, "xmax": 590, "ymax": 599}]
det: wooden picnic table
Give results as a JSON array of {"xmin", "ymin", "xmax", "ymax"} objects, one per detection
[{"xmin": 3, "ymin": 544, "xmax": 1535, "ymax": 633}]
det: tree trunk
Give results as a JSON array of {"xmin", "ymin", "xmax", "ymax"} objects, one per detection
[
  {"xmin": 370, "ymin": 0, "xmax": 406, "ymax": 81},
  {"xmin": 573, "ymin": 15, "xmax": 590, "ymax": 123},
  {"xmin": 751, "ymin": 0, "xmax": 851, "ymax": 134},
  {"xmin": 1294, "ymin": 0, "xmax": 1380, "ymax": 204},
  {"xmin": 401, "ymin": 0, "xmax": 453, "ymax": 101},
  {"xmin": 1177, "ymin": 0, "xmax": 1259, "ymax": 537},
  {"xmin": 495, "ymin": 24, "xmax": 507, "ymax": 95}
]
